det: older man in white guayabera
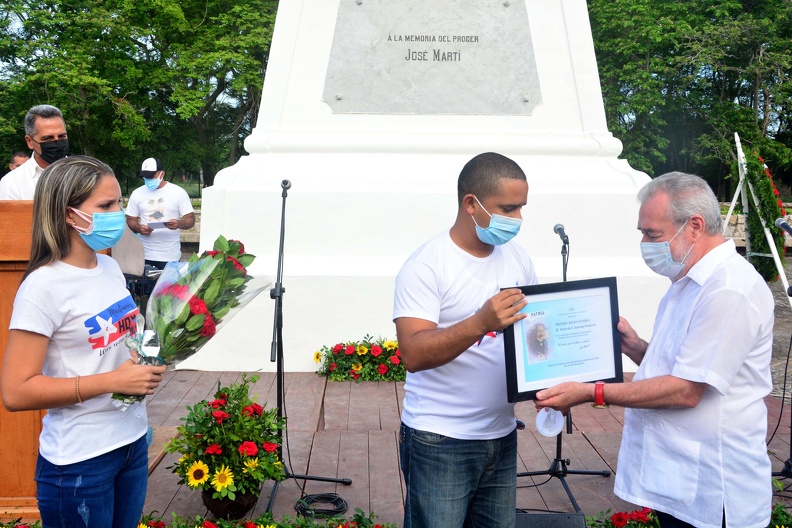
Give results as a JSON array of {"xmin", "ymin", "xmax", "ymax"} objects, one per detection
[{"xmin": 536, "ymin": 172, "xmax": 774, "ymax": 528}]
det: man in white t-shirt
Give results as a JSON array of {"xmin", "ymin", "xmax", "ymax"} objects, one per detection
[
  {"xmin": 536, "ymin": 172, "xmax": 773, "ymax": 528},
  {"xmin": 125, "ymin": 158, "xmax": 195, "ymax": 269},
  {"xmin": 393, "ymin": 152, "xmax": 537, "ymax": 528},
  {"xmin": 0, "ymin": 105, "xmax": 69, "ymax": 200}
]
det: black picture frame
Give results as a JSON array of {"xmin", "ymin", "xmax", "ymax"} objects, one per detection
[{"xmin": 503, "ymin": 277, "xmax": 623, "ymax": 403}]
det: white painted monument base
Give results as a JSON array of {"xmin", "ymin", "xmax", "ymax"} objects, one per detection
[{"xmin": 178, "ymin": 0, "xmax": 667, "ymax": 373}]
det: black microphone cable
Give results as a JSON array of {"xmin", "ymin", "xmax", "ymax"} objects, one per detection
[{"xmin": 294, "ymin": 492, "xmax": 349, "ymax": 517}]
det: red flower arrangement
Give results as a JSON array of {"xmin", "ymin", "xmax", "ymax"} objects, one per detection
[
  {"xmin": 740, "ymin": 152, "xmax": 787, "ymax": 282},
  {"xmin": 164, "ymin": 374, "xmax": 285, "ymax": 501},
  {"xmin": 137, "ymin": 507, "xmax": 397, "ymax": 527},
  {"xmin": 587, "ymin": 507, "xmax": 659, "ymax": 528},
  {"xmin": 315, "ymin": 335, "xmax": 405, "ymax": 382}
]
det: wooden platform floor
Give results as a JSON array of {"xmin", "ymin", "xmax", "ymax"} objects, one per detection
[{"xmin": 144, "ymin": 371, "xmax": 792, "ymax": 526}]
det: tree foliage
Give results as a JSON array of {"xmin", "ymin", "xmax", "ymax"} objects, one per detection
[
  {"xmin": 0, "ymin": 0, "xmax": 277, "ymax": 188},
  {"xmin": 588, "ymin": 0, "xmax": 792, "ymax": 199},
  {"xmin": 3, "ymin": 1, "xmax": 792, "ymax": 200}
]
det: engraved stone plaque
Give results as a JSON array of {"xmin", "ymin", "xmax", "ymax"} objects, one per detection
[{"xmin": 323, "ymin": 0, "xmax": 542, "ymax": 115}]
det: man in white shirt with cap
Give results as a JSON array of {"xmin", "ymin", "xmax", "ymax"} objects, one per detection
[{"xmin": 125, "ymin": 157, "xmax": 195, "ymax": 269}]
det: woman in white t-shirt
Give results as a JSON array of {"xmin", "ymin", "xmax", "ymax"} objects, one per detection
[{"xmin": 0, "ymin": 156, "xmax": 167, "ymax": 528}]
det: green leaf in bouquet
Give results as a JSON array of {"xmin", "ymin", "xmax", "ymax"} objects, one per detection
[
  {"xmin": 213, "ymin": 305, "xmax": 231, "ymax": 320},
  {"xmin": 203, "ymin": 278, "xmax": 221, "ymax": 303},
  {"xmin": 185, "ymin": 314, "xmax": 207, "ymax": 332},
  {"xmin": 161, "ymin": 330, "xmax": 174, "ymax": 351},
  {"xmin": 213, "ymin": 235, "xmax": 230, "ymax": 252},
  {"xmin": 154, "ymin": 317, "xmax": 169, "ymax": 340},
  {"xmin": 175, "ymin": 302, "xmax": 190, "ymax": 325},
  {"xmin": 201, "ymin": 253, "xmax": 219, "ymax": 266},
  {"xmin": 193, "ymin": 336, "xmax": 210, "ymax": 349},
  {"xmin": 237, "ymin": 254, "xmax": 255, "ymax": 267},
  {"xmin": 158, "ymin": 296, "xmax": 173, "ymax": 321},
  {"xmin": 228, "ymin": 277, "xmax": 245, "ymax": 288}
]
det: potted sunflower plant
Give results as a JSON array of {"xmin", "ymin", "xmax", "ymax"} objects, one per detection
[{"xmin": 164, "ymin": 373, "xmax": 286, "ymax": 520}]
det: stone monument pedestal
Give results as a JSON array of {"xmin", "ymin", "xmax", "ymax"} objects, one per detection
[{"xmin": 180, "ymin": 0, "xmax": 666, "ymax": 372}]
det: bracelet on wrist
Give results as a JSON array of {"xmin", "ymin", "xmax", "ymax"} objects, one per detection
[
  {"xmin": 592, "ymin": 380, "xmax": 607, "ymax": 408},
  {"xmin": 75, "ymin": 375, "xmax": 84, "ymax": 404}
]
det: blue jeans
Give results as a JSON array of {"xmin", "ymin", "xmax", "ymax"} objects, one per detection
[
  {"xmin": 399, "ymin": 422, "xmax": 517, "ymax": 528},
  {"xmin": 35, "ymin": 435, "xmax": 148, "ymax": 528}
]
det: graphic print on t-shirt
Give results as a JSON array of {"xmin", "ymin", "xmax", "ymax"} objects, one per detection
[
  {"xmin": 84, "ymin": 295, "xmax": 139, "ymax": 351},
  {"xmin": 478, "ymin": 331, "xmax": 498, "ymax": 345},
  {"xmin": 143, "ymin": 198, "xmax": 166, "ymax": 222}
]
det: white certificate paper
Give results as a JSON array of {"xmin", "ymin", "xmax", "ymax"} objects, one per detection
[
  {"xmin": 146, "ymin": 221, "xmax": 167, "ymax": 229},
  {"xmin": 503, "ymin": 277, "xmax": 622, "ymax": 402}
]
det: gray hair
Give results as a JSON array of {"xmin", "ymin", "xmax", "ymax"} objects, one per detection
[
  {"xmin": 24, "ymin": 105, "xmax": 65, "ymax": 136},
  {"xmin": 637, "ymin": 171, "xmax": 722, "ymax": 235}
]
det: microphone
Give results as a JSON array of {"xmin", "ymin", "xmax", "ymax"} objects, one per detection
[
  {"xmin": 281, "ymin": 180, "xmax": 292, "ymax": 190},
  {"xmin": 775, "ymin": 218, "xmax": 792, "ymax": 236},
  {"xmin": 553, "ymin": 223, "xmax": 569, "ymax": 244}
]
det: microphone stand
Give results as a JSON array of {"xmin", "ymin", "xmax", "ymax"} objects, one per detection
[
  {"xmin": 265, "ymin": 180, "xmax": 351, "ymax": 513},
  {"xmin": 516, "ymin": 229, "xmax": 610, "ymax": 514}
]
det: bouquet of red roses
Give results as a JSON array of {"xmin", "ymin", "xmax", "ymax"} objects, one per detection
[
  {"xmin": 112, "ymin": 236, "xmax": 268, "ymax": 409},
  {"xmin": 145, "ymin": 236, "xmax": 263, "ymax": 366}
]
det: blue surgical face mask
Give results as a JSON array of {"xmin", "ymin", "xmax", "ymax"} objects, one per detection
[
  {"xmin": 640, "ymin": 219, "xmax": 694, "ymax": 279},
  {"xmin": 69, "ymin": 207, "xmax": 126, "ymax": 251},
  {"xmin": 472, "ymin": 196, "xmax": 522, "ymax": 246},
  {"xmin": 144, "ymin": 176, "xmax": 161, "ymax": 191}
]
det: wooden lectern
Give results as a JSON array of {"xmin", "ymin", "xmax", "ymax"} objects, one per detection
[{"xmin": 0, "ymin": 201, "xmax": 43, "ymax": 521}]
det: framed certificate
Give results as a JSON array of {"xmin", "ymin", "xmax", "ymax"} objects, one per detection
[{"xmin": 503, "ymin": 277, "xmax": 623, "ymax": 403}]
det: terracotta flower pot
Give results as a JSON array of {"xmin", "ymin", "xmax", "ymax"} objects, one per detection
[{"xmin": 201, "ymin": 489, "xmax": 259, "ymax": 520}]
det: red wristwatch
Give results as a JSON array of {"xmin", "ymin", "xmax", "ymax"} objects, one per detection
[{"xmin": 592, "ymin": 380, "xmax": 607, "ymax": 408}]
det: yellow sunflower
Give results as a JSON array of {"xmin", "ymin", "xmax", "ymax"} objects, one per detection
[
  {"xmin": 243, "ymin": 458, "xmax": 260, "ymax": 473},
  {"xmin": 186, "ymin": 460, "xmax": 210, "ymax": 488},
  {"xmin": 314, "ymin": 350, "xmax": 322, "ymax": 363},
  {"xmin": 351, "ymin": 363, "xmax": 362, "ymax": 373},
  {"xmin": 211, "ymin": 464, "xmax": 234, "ymax": 491},
  {"xmin": 356, "ymin": 344, "xmax": 368, "ymax": 355},
  {"xmin": 383, "ymin": 340, "xmax": 398, "ymax": 350}
]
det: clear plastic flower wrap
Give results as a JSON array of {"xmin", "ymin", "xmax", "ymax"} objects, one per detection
[{"xmin": 112, "ymin": 237, "xmax": 269, "ymax": 409}]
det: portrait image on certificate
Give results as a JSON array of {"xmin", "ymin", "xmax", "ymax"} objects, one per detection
[{"xmin": 503, "ymin": 277, "xmax": 623, "ymax": 402}]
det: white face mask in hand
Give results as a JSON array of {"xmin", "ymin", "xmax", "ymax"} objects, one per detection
[{"xmin": 640, "ymin": 220, "xmax": 694, "ymax": 279}]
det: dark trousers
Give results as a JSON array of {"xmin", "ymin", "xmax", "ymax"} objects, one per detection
[
  {"xmin": 144, "ymin": 259, "xmax": 168, "ymax": 270},
  {"xmin": 656, "ymin": 510, "xmax": 725, "ymax": 528}
]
